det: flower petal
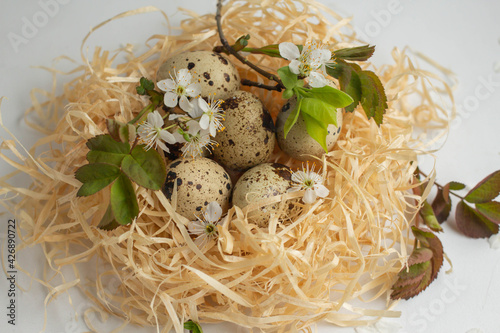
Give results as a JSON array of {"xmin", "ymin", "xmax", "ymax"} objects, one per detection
[
  {"xmin": 160, "ymin": 130, "xmax": 176, "ymax": 144},
  {"xmin": 314, "ymin": 184, "xmax": 329, "ymax": 198},
  {"xmin": 289, "ymin": 60, "xmax": 301, "ymax": 75},
  {"xmin": 164, "ymin": 92, "xmax": 178, "ymax": 107},
  {"xmin": 179, "ymin": 96, "xmax": 193, "ymax": 112},
  {"xmin": 308, "ymin": 72, "xmax": 328, "ymax": 88},
  {"xmin": 188, "ymin": 100, "xmax": 204, "ymax": 118},
  {"xmin": 303, "ymin": 188, "xmax": 316, "ymax": 204},
  {"xmin": 186, "ymin": 82, "xmax": 201, "ymax": 97},
  {"xmin": 157, "ymin": 78, "xmax": 176, "ymax": 92},
  {"xmin": 279, "ymin": 42, "xmax": 300, "ymax": 60},
  {"xmin": 209, "ymin": 123, "xmax": 216, "ymax": 137},
  {"xmin": 197, "ymin": 97, "xmax": 209, "ymax": 112},
  {"xmin": 177, "ymin": 69, "xmax": 192, "ymax": 87},
  {"xmin": 205, "ymin": 201, "xmax": 222, "ymax": 222},
  {"xmin": 199, "ymin": 114, "xmax": 210, "ymax": 130},
  {"xmin": 148, "ymin": 110, "xmax": 164, "ymax": 128},
  {"xmin": 186, "ymin": 120, "xmax": 201, "ymax": 135},
  {"xmin": 156, "ymin": 140, "xmax": 169, "ymax": 152}
]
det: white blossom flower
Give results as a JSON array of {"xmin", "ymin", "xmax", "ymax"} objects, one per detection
[
  {"xmin": 190, "ymin": 201, "xmax": 225, "ymax": 247},
  {"xmin": 288, "ymin": 163, "xmax": 329, "ymax": 204},
  {"xmin": 279, "ymin": 40, "xmax": 331, "ymax": 88},
  {"xmin": 174, "ymin": 120, "xmax": 218, "ymax": 158},
  {"xmin": 157, "ymin": 68, "xmax": 201, "ymax": 112},
  {"xmin": 137, "ymin": 110, "xmax": 176, "ymax": 152},
  {"xmin": 197, "ymin": 96, "xmax": 225, "ymax": 137}
]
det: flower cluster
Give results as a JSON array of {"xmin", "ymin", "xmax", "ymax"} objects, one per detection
[
  {"xmin": 279, "ymin": 40, "xmax": 332, "ymax": 88},
  {"xmin": 137, "ymin": 69, "xmax": 225, "ymax": 158}
]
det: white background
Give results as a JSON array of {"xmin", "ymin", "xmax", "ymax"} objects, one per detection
[{"xmin": 1, "ymin": 0, "xmax": 500, "ymax": 332}]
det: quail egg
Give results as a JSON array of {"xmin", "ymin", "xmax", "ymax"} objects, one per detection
[
  {"xmin": 162, "ymin": 157, "xmax": 232, "ymax": 220},
  {"xmin": 232, "ymin": 163, "xmax": 292, "ymax": 226},
  {"xmin": 157, "ymin": 51, "xmax": 240, "ymax": 100},
  {"xmin": 213, "ymin": 90, "xmax": 276, "ymax": 170},
  {"xmin": 276, "ymin": 96, "xmax": 343, "ymax": 161}
]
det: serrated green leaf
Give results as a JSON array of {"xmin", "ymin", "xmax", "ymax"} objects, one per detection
[
  {"xmin": 420, "ymin": 200, "xmax": 443, "ymax": 232},
  {"xmin": 184, "ymin": 320, "xmax": 203, "ymax": 333},
  {"xmin": 344, "ymin": 71, "xmax": 362, "ymax": 113},
  {"xmin": 110, "ymin": 174, "xmax": 139, "ymax": 225},
  {"xmin": 283, "ymin": 96, "xmax": 303, "ymax": 139},
  {"xmin": 277, "ymin": 66, "xmax": 298, "ymax": 90},
  {"xmin": 398, "ymin": 261, "xmax": 430, "ymax": 280},
  {"xmin": 121, "ymin": 145, "xmax": 167, "ymax": 190},
  {"xmin": 465, "ymin": 170, "xmax": 500, "ymax": 204},
  {"xmin": 75, "ymin": 163, "xmax": 121, "ymax": 197},
  {"xmin": 301, "ymin": 112, "xmax": 328, "ymax": 152},
  {"xmin": 358, "ymin": 70, "xmax": 387, "ymax": 125},
  {"xmin": 456, "ymin": 200, "xmax": 499, "ymax": 238},
  {"xmin": 300, "ymin": 97, "xmax": 338, "ymax": 127},
  {"xmin": 407, "ymin": 247, "xmax": 434, "ymax": 266},
  {"xmin": 86, "ymin": 134, "xmax": 130, "ymax": 166},
  {"xmin": 86, "ymin": 134, "xmax": 130, "ymax": 154},
  {"xmin": 431, "ymin": 188, "xmax": 452, "ymax": 223},
  {"xmin": 326, "ymin": 61, "xmax": 361, "ymax": 113},
  {"xmin": 308, "ymin": 85, "xmax": 353, "ymax": 108},
  {"xmin": 448, "ymin": 181, "xmax": 466, "ymax": 191},
  {"xmin": 333, "ymin": 45, "xmax": 376, "ymax": 62},
  {"xmin": 107, "ymin": 119, "xmax": 131, "ymax": 143},
  {"xmin": 242, "ymin": 44, "xmax": 282, "ymax": 58},
  {"xmin": 97, "ymin": 204, "xmax": 120, "ymax": 230},
  {"xmin": 476, "ymin": 201, "xmax": 500, "ymax": 224}
]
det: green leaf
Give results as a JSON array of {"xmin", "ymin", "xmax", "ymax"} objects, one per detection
[
  {"xmin": 301, "ymin": 112, "xmax": 328, "ymax": 152},
  {"xmin": 344, "ymin": 71, "xmax": 362, "ymax": 113},
  {"xmin": 140, "ymin": 77, "xmax": 155, "ymax": 91},
  {"xmin": 106, "ymin": 119, "xmax": 133, "ymax": 143},
  {"xmin": 465, "ymin": 170, "xmax": 500, "ymax": 204},
  {"xmin": 300, "ymin": 97, "xmax": 338, "ymax": 127},
  {"xmin": 448, "ymin": 181, "xmax": 466, "ymax": 191},
  {"xmin": 420, "ymin": 200, "xmax": 443, "ymax": 232},
  {"xmin": 455, "ymin": 200, "xmax": 499, "ymax": 238},
  {"xmin": 242, "ymin": 44, "xmax": 281, "ymax": 57},
  {"xmin": 75, "ymin": 163, "xmax": 121, "ymax": 197},
  {"xmin": 308, "ymin": 85, "xmax": 354, "ymax": 108},
  {"xmin": 121, "ymin": 145, "xmax": 167, "ymax": 190},
  {"xmin": 358, "ymin": 70, "xmax": 387, "ymax": 125},
  {"xmin": 97, "ymin": 204, "xmax": 120, "ymax": 230},
  {"xmin": 333, "ymin": 45, "xmax": 376, "ymax": 62},
  {"xmin": 233, "ymin": 34, "xmax": 250, "ymax": 51},
  {"xmin": 110, "ymin": 174, "xmax": 139, "ymax": 225},
  {"xmin": 326, "ymin": 61, "xmax": 361, "ymax": 113},
  {"xmin": 136, "ymin": 86, "xmax": 146, "ymax": 95},
  {"xmin": 277, "ymin": 66, "xmax": 299, "ymax": 90},
  {"xmin": 475, "ymin": 201, "xmax": 500, "ymax": 224},
  {"xmin": 283, "ymin": 96, "xmax": 303, "ymax": 139},
  {"xmin": 407, "ymin": 247, "xmax": 434, "ymax": 266},
  {"xmin": 282, "ymin": 89, "xmax": 294, "ymax": 99},
  {"xmin": 86, "ymin": 134, "xmax": 130, "ymax": 166},
  {"xmin": 184, "ymin": 320, "xmax": 203, "ymax": 333}
]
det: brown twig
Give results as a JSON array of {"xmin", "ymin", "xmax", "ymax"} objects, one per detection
[
  {"xmin": 215, "ymin": 0, "xmax": 285, "ymax": 90},
  {"xmin": 418, "ymin": 170, "xmax": 466, "ymax": 200},
  {"xmin": 241, "ymin": 79, "xmax": 282, "ymax": 91}
]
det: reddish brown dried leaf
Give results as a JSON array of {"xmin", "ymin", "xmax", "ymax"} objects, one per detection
[
  {"xmin": 432, "ymin": 189, "xmax": 452, "ymax": 223},
  {"xmin": 476, "ymin": 201, "xmax": 500, "ymax": 224},
  {"xmin": 465, "ymin": 170, "xmax": 500, "ymax": 204},
  {"xmin": 456, "ymin": 200, "xmax": 499, "ymax": 238},
  {"xmin": 408, "ymin": 247, "xmax": 434, "ymax": 266}
]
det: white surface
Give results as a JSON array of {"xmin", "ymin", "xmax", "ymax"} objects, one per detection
[{"xmin": 1, "ymin": 1, "xmax": 499, "ymax": 332}]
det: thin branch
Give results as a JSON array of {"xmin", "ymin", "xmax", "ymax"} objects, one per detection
[
  {"xmin": 241, "ymin": 79, "xmax": 282, "ymax": 92},
  {"xmin": 215, "ymin": 0, "xmax": 285, "ymax": 89},
  {"xmin": 418, "ymin": 170, "xmax": 466, "ymax": 200}
]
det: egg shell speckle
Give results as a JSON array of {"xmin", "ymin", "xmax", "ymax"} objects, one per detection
[
  {"xmin": 213, "ymin": 90, "xmax": 276, "ymax": 171},
  {"xmin": 232, "ymin": 163, "xmax": 292, "ymax": 226},
  {"xmin": 157, "ymin": 51, "xmax": 240, "ymax": 100},
  {"xmin": 162, "ymin": 157, "xmax": 232, "ymax": 220},
  {"xmin": 276, "ymin": 96, "xmax": 343, "ymax": 161}
]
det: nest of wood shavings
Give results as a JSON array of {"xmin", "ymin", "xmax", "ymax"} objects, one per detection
[{"xmin": 0, "ymin": 0, "xmax": 455, "ymax": 332}]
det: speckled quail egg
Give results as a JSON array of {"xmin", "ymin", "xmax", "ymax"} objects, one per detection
[
  {"xmin": 276, "ymin": 95, "xmax": 343, "ymax": 161},
  {"xmin": 232, "ymin": 163, "xmax": 292, "ymax": 226},
  {"xmin": 213, "ymin": 90, "xmax": 276, "ymax": 171},
  {"xmin": 162, "ymin": 157, "xmax": 232, "ymax": 220},
  {"xmin": 157, "ymin": 51, "xmax": 241, "ymax": 100}
]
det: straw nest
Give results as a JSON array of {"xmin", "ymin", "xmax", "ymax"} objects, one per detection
[{"xmin": 1, "ymin": 0, "xmax": 454, "ymax": 332}]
